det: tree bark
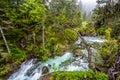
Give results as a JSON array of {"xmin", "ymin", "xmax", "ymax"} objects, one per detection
[
  {"xmin": 0, "ymin": 25, "xmax": 10, "ymax": 53},
  {"xmin": 108, "ymin": 46, "xmax": 120, "ymax": 80},
  {"xmin": 42, "ymin": 0, "xmax": 45, "ymax": 47},
  {"xmin": 71, "ymin": 28, "xmax": 93, "ymax": 69},
  {"xmin": 42, "ymin": 17, "xmax": 45, "ymax": 46},
  {"xmin": 78, "ymin": 33, "xmax": 93, "ymax": 69}
]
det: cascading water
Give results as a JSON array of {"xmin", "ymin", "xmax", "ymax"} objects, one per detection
[
  {"xmin": 8, "ymin": 37, "xmax": 106, "ymax": 80},
  {"xmin": 8, "ymin": 52, "xmax": 88, "ymax": 80}
]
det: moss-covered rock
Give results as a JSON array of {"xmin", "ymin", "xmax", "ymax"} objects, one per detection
[{"xmin": 39, "ymin": 70, "xmax": 108, "ymax": 80}]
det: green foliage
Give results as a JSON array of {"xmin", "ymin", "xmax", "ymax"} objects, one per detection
[
  {"xmin": 3, "ymin": 0, "xmax": 82, "ymax": 57},
  {"xmin": 11, "ymin": 46, "xmax": 27, "ymax": 65},
  {"xmin": 97, "ymin": 28, "xmax": 105, "ymax": 35},
  {"xmin": 50, "ymin": 70, "xmax": 108, "ymax": 80},
  {"xmin": 0, "ymin": 53, "xmax": 12, "ymax": 63},
  {"xmin": 22, "ymin": 0, "xmax": 43, "ymax": 22},
  {"xmin": 0, "ymin": 64, "xmax": 10, "ymax": 76},
  {"xmin": 105, "ymin": 27, "xmax": 112, "ymax": 40},
  {"xmin": 7, "ymin": 9, "xmax": 18, "ymax": 22},
  {"xmin": 117, "ymin": 75, "xmax": 120, "ymax": 80},
  {"xmin": 74, "ymin": 21, "xmax": 96, "ymax": 36},
  {"xmin": 64, "ymin": 28, "xmax": 78, "ymax": 42},
  {"xmin": 41, "ymin": 55, "xmax": 48, "ymax": 61},
  {"xmin": 95, "ymin": 72, "xmax": 108, "ymax": 80},
  {"xmin": 97, "ymin": 40, "xmax": 118, "ymax": 66},
  {"xmin": 0, "ymin": 78, "xmax": 5, "ymax": 80},
  {"xmin": 0, "ymin": 49, "xmax": 27, "ymax": 80},
  {"xmin": 93, "ymin": 1, "xmax": 120, "ymax": 38},
  {"xmin": 7, "ymin": 29, "xmax": 24, "ymax": 41}
]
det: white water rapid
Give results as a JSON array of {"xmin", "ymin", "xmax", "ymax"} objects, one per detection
[
  {"xmin": 8, "ymin": 52, "xmax": 88, "ymax": 80},
  {"xmin": 8, "ymin": 37, "xmax": 106, "ymax": 80}
]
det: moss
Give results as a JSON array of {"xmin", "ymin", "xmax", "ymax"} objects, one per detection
[
  {"xmin": 0, "ymin": 64, "xmax": 10, "ymax": 76},
  {"xmin": 117, "ymin": 75, "xmax": 120, "ymax": 80},
  {"xmin": 105, "ymin": 27, "xmax": 112, "ymax": 40},
  {"xmin": 64, "ymin": 28, "xmax": 78, "ymax": 42},
  {"xmin": 97, "ymin": 40, "xmax": 118, "ymax": 67},
  {"xmin": 50, "ymin": 70, "xmax": 108, "ymax": 80},
  {"xmin": 41, "ymin": 55, "xmax": 48, "ymax": 61},
  {"xmin": 0, "ymin": 78, "xmax": 6, "ymax": 80}
]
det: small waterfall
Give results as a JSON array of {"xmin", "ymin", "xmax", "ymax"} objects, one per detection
[
  {"xmin": 8, "ymin": 52, "xmax": 89, "ymax": 80},
  {"xmin": 8, "ymin": 37, "xmax": 106, "ymax": 80}
]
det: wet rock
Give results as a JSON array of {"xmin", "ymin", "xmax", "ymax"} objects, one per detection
[
  {"xmin": 26, "ymin": 66, "xmax": 36, "ymax": 76},
  {"xmin": 42, "ymin": 64, "xmax": 51, "ymax": 75},
  {"xmin": 26, "ymin": 62, "xmax": 41, "ymax": 76},
  {"xmin": 32, "ymin": 59, "xmax": 39, "ymax": 64}
]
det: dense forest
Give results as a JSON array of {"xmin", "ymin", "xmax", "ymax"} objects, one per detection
[{"xmin": 0, "ymin": 0, "xmax": 120, "ymax": 80}]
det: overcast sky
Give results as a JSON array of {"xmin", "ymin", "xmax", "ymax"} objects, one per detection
[{"xmin": 78, "ymin": 0, "xmax": 97, "ymax": 14}]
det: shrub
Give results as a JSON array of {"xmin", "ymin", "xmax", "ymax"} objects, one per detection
[{"xmin": 11, "ymin": 46, "xmax": 27, "ymax": 65}]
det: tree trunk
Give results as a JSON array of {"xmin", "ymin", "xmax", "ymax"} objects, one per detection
[
  {"xmin": 42, "ymin": 0, "xmax": 45, "ymax": 46},
  {"xmin": 77, "ymin": 32, "xmax": 93, "ymax": 69},
  {"xmin": 0, "ymin": 25, "xmax": 10, "ymax": 53},
  {"xmin": 33, "ymin": 32, "xmax": 36, "ymax": 45},
  {"xmin": 42, "ymin": 17, "xmax": 45, "ymax": 46},
  {"xmin": 71, "ymin": 28, "xmax": 93, "ymax": 69}
]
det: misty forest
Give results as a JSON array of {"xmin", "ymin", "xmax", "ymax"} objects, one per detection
[{"xmin": 0, "ymin": 0, "xmax": 120, "ymax": 80}]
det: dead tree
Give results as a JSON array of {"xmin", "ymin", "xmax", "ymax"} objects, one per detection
[
  {"xmin": 70, "ymin": 27, "xmax": 94, "ymax": 70},
  {"xmin": 108, "ymin": 46, "xmax": 120, "ymax": 80},
  {"xmin": 0, "ymin": 26, "xmax": 10, "ymax": 53}
]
